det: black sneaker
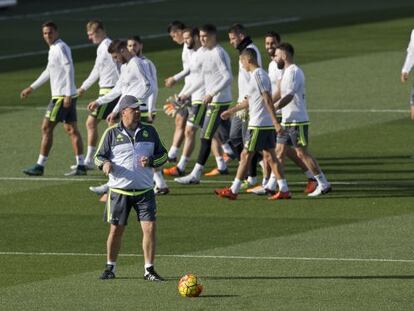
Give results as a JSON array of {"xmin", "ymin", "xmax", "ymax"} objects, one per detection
[
  {"xmin": 144, "ymin": 266, "xmax": 165, "ymax": 281},
  {"xmin": 167, "ymin": 156, "xmax": 177, "ymax": 163},
  {"xmin": 64, "ymin": 165, "xmax": 87, "ymax": 176},
  {"xmin": 100, "ymin": 264, "xmax": 116, "ymax": 280},
  {"xmin": 23, "ymin": 164, "xmax": 44, "ymax": 176}
]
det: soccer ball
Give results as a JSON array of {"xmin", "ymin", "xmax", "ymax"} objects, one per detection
[{"xmin": 178, "ymin": 274, "xmax": 203, "ymax": 297}]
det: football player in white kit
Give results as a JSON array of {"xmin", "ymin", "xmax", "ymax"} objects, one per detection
[
  {"xmin": 273, "ymin": 43, "xmax": 331, "ymax": 197},
  {"xmin": 401, "ymin": 29, "xmax": 414, "ymax": 121}
]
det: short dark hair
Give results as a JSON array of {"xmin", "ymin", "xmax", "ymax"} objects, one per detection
[
  {"xmin": 128, "ymin": 35, "xmax": 142, "ymax": 44},
  {"xmin": 240, "ymin": 48, "xmax": 258, "ymax": 63},
  {"xmin": 276, "ymin": 42, "xmax": 294, "ymax": 57},
  {"xmin": 265, "ymin": 31, "xmax": 281, "ymax": 43},
  {"xmin": 228, "ymin": 23, "xmax": 246, "ymax": 35},
  {"xmin": 167, "ymin": 20, "xmax": 186, "ymax": 33},
  {"xmin": 183, "ymin": 27, "xmax": 199, "ymax": 37},
  {"xmin": 108, "ymin": 39, "xmax": 126, "ymax": 53},
  {"xmin": 199, "ymin": 24, "xmax": 217, "ymax": 35},
  {"xmin": 42, "ymin": 21, "xmax": 58, "ymax": 30}
]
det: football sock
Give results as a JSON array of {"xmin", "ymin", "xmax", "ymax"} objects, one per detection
[
  {"xmin": 314, "ymin": 172, "xmax": 329, "ymax": 187},
  {"xmin": 168, "ymin": 146, "xmax": 179, "ymax": 159},
  {"xmin": 215, "ymin": 156, "xmax": 227, "ymax": 171},
  {"xmin": 191, "ymin": 163, "xmax": 204, "ymax": 179},
  {"xmin": 36, "ymin": 154, "xmax": 48, "ymax": 167},
  {"xmin": 230, "ymin": 178, "xmax": 242, "ymax": 194},
  {"xmin": 305, "ymin": 170, "xmax": 314, "ymax": 179},
  {"xmin": 76, "ymin": 155, "xmax": 85, "ymax": 166},
  {"xmin": 247, "ymin": 176, "xmax": 257, "ymax": 186},
  {"xmin": 154, "ymin": 171, "xmax": 168, "ymax": 188},
  {"xmin": 262, "ymin": 177, "xmax": 269, "ymax": 187},
  {"xmin": 107, "ymin": 261, "xmax": 116, "ymax": 272},
  {"xmin": 222, "ymin": 143, "xmax": 234, "ymax": 156},
  {"xmin": 144, "ymin": 263, "xmax": 153, "ymax": 275},
  {"xmin": 266, "ymin": 174, "xmax": 277, "ymax": 191},
  {"xmin": 277, "ymin": 179, "xmax": 289, "ymax": 192},
  {"xmin": 85, "ymin": 146, "xmax": 96, "ymax": 163},
  {"xmin": 177, "ymin": 156, "xmax": 189, "ymax": 172}
]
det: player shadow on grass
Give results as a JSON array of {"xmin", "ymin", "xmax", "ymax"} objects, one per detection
[{"xmin": 201, "ymin": 275, "xmax": 414, "ymax": 280}]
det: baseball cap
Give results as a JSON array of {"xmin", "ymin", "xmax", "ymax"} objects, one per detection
[{"xmin": 118, "ymin": 95, "xmax": 140, "ymax": 111}]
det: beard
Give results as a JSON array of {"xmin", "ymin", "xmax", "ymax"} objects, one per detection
[
  {"xmin": 267, "ymin": 48, "xmax": 275, "ymax": 57},
  {"xmin": 276, "ymin": 59, "xmax": 285, "ymax": 70},
  {"xmin": 187, "ymin": 40, "xmax": 195, "ymax": 49}
]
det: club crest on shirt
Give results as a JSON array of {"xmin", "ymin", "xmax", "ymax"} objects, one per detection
[{"xmin": 142, "ymin": 130, "xmax": 149, "ymax": 138}]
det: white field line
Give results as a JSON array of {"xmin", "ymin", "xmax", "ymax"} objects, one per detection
[
  {"xmin": 0, "ymin": 17, "xmax": 301, "ymax": 60},
  {"xmin": 0, "ymin": 0, "xmax": 167, "ymax": 21},
  {"xmin": 0, "ymin": 251, "xmax": 413, "ymax": 263},
  {"xmin": 0, "ymin": 176, "xmax": 413, "ymax": 186},
  {"xmin": 0, "ymin": 106, "xmax": 408, "ymax": 113}
]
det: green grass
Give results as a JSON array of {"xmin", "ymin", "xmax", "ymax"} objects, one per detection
[{"xmin": 1, "ymin": 2, "xmax": 414, "ymax": 310}]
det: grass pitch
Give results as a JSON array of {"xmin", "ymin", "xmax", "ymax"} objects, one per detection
[{"xmin": 0, "ymin": 1, "xmax": 414, "ymax": 310}]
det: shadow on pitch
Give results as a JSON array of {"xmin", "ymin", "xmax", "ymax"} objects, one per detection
[{"xmin": 201, "ymin": 275, "xmax": 414, "ymax": 280}]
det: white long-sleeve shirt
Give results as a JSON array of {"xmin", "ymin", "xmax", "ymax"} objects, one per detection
[
  {"xmin": 238, "ymin": 43, "xmax": 262, "ymax": 102},
  {"xmin": 201, "ymin": 44, "xmax": 233, "ymax": 103},
  {"xmin": 179, "ymin": 47, "xmax": 206, "ymax": 101},
  {"xmin": 30, "ymin": 39, "xmax": 76, "ymax": 97},
  {"xmin": 248, "ymin": 68, "xmax": 273, "ymax": 127},
  {"xmin": 173, "ymin": 43, "xmax": 192, "ymax": 82},
  {"xmin": 402, "ymin": 29, "xmax": 414, "ymax": 74},
  {"xmin": 96, "ymin": 56, "xmax": 152, "ymax": 110},
  {"xmin": 140, "ymin": 56, "xmax": 158, "ymax": 113},
  {"xmin": 80, "ymin": 37, "xmax": 119, "ymax": 90}
]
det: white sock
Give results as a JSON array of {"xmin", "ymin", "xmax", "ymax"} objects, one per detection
[
  {"xmin": 230, "ymin": 178, "xmax": 242, "ymax": 194},
  {"xmin": 76, "ymin": 155, "xmax": 85, "ymax": 166},
  {"xmin": 222, "ymin": 143, "xmax": 234, "ymax": 155},
  {"xmin": 177, "ymin": 156, "xmax": 189, "ymax": 172},
  {"xmin": 247, "ymin": 176, "xmax": 257, "ymax": 186},
  {"xmin": 215, "ymin": 156, "xmax": 227, "ymax": 171},
  {"xmin": 37, "ymin": 155, "xmax": 48, "ymax": 167},
  {"xmin": 191, "ymin": 163, "xmax": 204, "ymax": 179},
  {"xmin": 314, "ymin": 172, "xmax": 329, "ymax": 187},
  {"xmin": 168, "ymin": 146, "xmax": 179, "ymax": 159},
  {"xmin": 154, "ymin": 171, "xmax": 168, "ymax": 188},
  {"xmin": 266, "ymin": 174, "xmax": 277, "ymax": 191},
  {"xmin": 85, "ymin": 146, "xmax": 96, "ymax": 163},
  {"xmin": 277, "ymin": 179, "xmax": 289, "ymax": 192},
  {"xmin": 144, "ymin": 263, "xmax": 153, "ymax": 275},
  {"xmin": 107, "ymin": 261, "xmax": 116, "ymax": 272},
  {"xmin": 262, "ymin": 177, "xmax": 269, "ymax": 187},
  {"xmin": 305, "ymin": 170, "xmax": 314, "ymax": 179}
]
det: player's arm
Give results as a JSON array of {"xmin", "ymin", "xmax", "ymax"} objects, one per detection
[
  {"xmin": 401, "ymin": 29, "xmax": 414, "ymax": 83},
  {"xmin": 21, "ymin": 68, "xmax": 50, "ymax": 99},
  {"xmin": 206, "ymin": 50, "xmax": 232, "ymax": 100},
  {"xmin": 95, "ymin": 128, "xmax": 113, "ymax": 174},
  {"xmin": 221, "ymin": 98, "xmax": 248, "ymax": 120},
  {"xmin": 58, "ymin": 46, "xmax": 75, "ymax": 107},
  {"xmin": 148, "ymin": 129, "xmax": 168, "ymax": 168},
  {"xmin": 79, "ymin": 57, "xmax": 100, "ymax": 96},
  {"xmin": 89, "ymin": 79, "xmax": 122, "ymax": 111},
  {"xmin": 262, "ymin": 91, "xmax": 282, "ymax": 134}
]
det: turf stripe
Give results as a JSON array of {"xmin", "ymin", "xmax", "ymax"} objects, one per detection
[{"xmin": 0, "ymin": 251, "xmax": 413, "ymax": 263}]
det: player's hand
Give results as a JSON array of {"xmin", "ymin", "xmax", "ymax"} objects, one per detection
[
  {"xmin": 165, "ymin": 77, "xmax": 176, "ymax": 88},
  {"xmin": 106, "ymin": 112, "xmax": 118, "ymax": 124},
  {"xmin": 220, "ymin": 110, "xmax": 232, "ymax": 120},
  {"xmin": 140, "ymin": 156, "xmax": 149, "ymax": 167},
  {"xmin": 20, "ymin": 87, "xmax": 33, "ymax": 99},
  {"xmin": 87, "ymin": 101, "xmax": 98, "ymax": 112},
  {"xmin": 274, "ymin": 122, "xmax": 283, "ymax": 134},
  {"xmin": 203, "ymin": 94, "xmax": 213, "ymax": 105},
  {"xmin": 77, "ymin": 88, "xmax": 86, "ymax": 97},
  {"xmin": 102, "ymin": 161, "xmax": 113, "ymax": 175},
  {"xmin": 63, "ymin": 96, "xmax": 71, "ymax": 108},
  {"xmin": 179, "ymin": 94, "xmax": 189, "ymax": 102},
  {"xmin": 401, "ymin": 72, "xmax": 409, "ymax": 83}
]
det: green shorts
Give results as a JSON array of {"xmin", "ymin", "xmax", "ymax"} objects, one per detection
[
  {"xmin": 200, "ymin": 102, "xmax": 231, "ymax": 140},
  {"xmin": 104, "ymin": 188, "xmax": 156, "ymax": 225},
  {"xmin": 244, "ymin": 127, "xmax": 276, "ymax": 152},
  {"xmin": 45, "ymin": 96, "xmax": 77, "ymax": 123},
  {"xmin": 140, "ymin": 111, "xmax": 157, "ymax": 124},
  {"xmin": 91, "ymin": 88, "xmax": 119, "ymax": 120},
  {"xmin": 277, "ymin": 124, "xmax": 309, "ymax": 147}
]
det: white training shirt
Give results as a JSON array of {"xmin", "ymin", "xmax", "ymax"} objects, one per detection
[
  {"xmin": 201, "ymin": 44, "xmax": 233, "ymax": 103},
  {"xmin": 402, "ymin": 29, "xmax": 414, "ymax": 74},
  {"xmin": 280, "ymin": 64, "xmax": 309, "ymax": 125},
  {"xmin": 140, "ymin": 56, "xmax": 158, "ymax": 113},
  {"xmin": 268, "ymin": 60, "xmax": 284, "ymax": 115},
  {"xmin": 96, "ymin": 56, "xmax": 152, "ymax": 111},
  {"xmin": 80, "ymin": 37, "xmax": 119, "ymax": 91},
  {"xmin": 179, "ymin": 47, "xmax": 206, "ymax": 102},
  {"xmin": 247, "ymin": 67, "xmax": 273, "ymax": 127},
  {"xmin": 238, "ymin": 43, "xmax": 262, "ymax": 102},
  {"xmin": 173, "ymin": 43, "xmax": 192, "ymax": 83},
  {"xmin": 30, "ymin": 39, "xmax": 76, "ymax": 97}
]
